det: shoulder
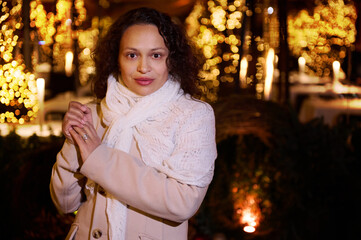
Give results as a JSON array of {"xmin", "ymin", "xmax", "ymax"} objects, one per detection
[
  {"xmin": 175, "ymin": 94, "xmax": 215, "ymax": 117},
  {"xmin": 171, "ymin": 94, "xmax": 215, "ymax": 127},
  {"xmin": 172, "ymin": 95, "xmax": 216, "ymax": 144}
]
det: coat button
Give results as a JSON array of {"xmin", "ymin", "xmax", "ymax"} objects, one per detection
[{"xmin": 92, "ymin": 229, "xmax": 102, "ymax": 239}]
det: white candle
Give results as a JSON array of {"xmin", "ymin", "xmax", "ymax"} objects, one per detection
[
  {"xmin": 333, "ymin": 60, "xmax": 340, "ymax": 83},
  {"xmin": 65, "ymin": 51, "xmax": 74, "ymax": 77},
  {"xmin": 239, "ymin": 57, "xmax": 248, "ymax": 88},
  {"xmin": 298, "ymin": 57, "xmax": 305, "ymax": 74},
  {"xmin": 264, "ymin": 48, "xmax": 275, "ymax": 101},
  {"xmin": 36, "ymin": 78, "xmax": 45, "ymax": 131}
]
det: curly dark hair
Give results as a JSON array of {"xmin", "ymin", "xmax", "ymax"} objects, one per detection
[{"xmin": 92, "ymin": 7, "xmax": 202, "ymax": 99}]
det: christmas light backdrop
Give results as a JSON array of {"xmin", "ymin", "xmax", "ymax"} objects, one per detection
[
  {"xmin": 186, "ymin": 0, "xmax": 280, "ymax": 102},
  {"xmin": 0, "ymin": 0, "xmax": 38, "ymax": 124},
  {"xmin": 287, "ymin": 0, "xmax": 357, "ymax": 78}
]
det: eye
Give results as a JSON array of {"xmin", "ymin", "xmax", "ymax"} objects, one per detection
[
  {"xmin": 127, "ymin": 52, "xmax": 137, "ymax": 59},
  {"xmin": 153, "ymin": 53, "xmax": 162, "ymax": 59}
]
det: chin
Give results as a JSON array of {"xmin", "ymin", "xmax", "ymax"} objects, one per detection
[{"xmin": 135, "ymin": 89, "xmax": 153, "ymax": 96}]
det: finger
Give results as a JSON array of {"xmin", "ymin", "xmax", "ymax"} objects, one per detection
[
  {"xmin": 83, "ymin": 109, "xmax": 93, "ymax": 125},
  {"xmin": 69, "ymin": 101, "xmax": 85, "ymax": 109},
  {"xmin": 66, "ymin": 107, "xmax": 87, "ymax": 124},
  {"xmin": 81, "ymin": 105, "xmax": 91, "ymax": 114},
  {"xmin": 70, "ymin": 126, "xmax": 90, "ymax": 149},
  {"xmin": 82, "ymin": 121, "xmax": 97, "ymax": 137},
  {"xmin": 61, "ymin": 124, "xmax": 74, "ymax": 143},
  {"xmin": 78, "ymin": 127, "xmax": 95, "ymax": 146},
  {"xmin": 63, "ymin": 115, "xmax": 84, "ymax": 127},
  {"xmin": 69, "ymin": 127, "xmax": 83, "ymax": 146},
  {"xmin": 62, "ymin": 118, "xmax": 84, "ymax": 136},
  {"xmin": 70, "ymin": 101, "xmax": 88, "ymax": 112},
  {"xmin": 63, "ymin": 102, "xmax": 89, "ymax": 133},
  {"xmin": 74, "ymin": 104, "xmax": 93, "ymax": 125},
  {"xmin": 74, "ymin": 126, "xmax": 95, "ymax": 148},
  {"xmin": 69, "ymin": 101, "xmax": 91, "ymax": 115},
  {"xmin": 73, "ymin": 126, "xmax": 87, "ymax": 139},
  {"xmin": 70, "ymin": 126, "xmax": 94, "ymax": 162}
]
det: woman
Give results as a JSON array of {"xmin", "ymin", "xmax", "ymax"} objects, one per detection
[{"xmin": 50, "ymin": 7, "xmax": 217, "ymax": 240}]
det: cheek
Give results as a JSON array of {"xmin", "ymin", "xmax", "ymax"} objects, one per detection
[
  {"xmin": 155, "ymin": 61, "xmax": 169, "ymax": 74},
  {"xmin": 119, "ymin": 61, "xmax": 134, "ymax": 74}
]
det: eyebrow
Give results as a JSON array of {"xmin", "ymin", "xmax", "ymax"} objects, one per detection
[{"xmin": 122, "ymin": 47, "xmax": 168, "ymax": 51}]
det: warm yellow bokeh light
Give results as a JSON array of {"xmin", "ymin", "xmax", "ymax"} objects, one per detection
[{"xmin": 288, "ymin": 0, "xmax": 356, "ymax": 77}]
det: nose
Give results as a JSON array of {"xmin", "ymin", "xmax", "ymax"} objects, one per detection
[{"xmin": 137, "ymin": 57, "xmax": 150, "ymax": 73}]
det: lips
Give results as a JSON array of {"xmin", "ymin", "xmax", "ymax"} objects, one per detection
[{"xmin": 134, "ymin": 77, "xmax": 154, "ymax": 86}]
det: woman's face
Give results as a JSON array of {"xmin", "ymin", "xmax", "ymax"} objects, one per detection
[{"xmin": 118, "ymin": 24, "xmax": 169, "ymax": 96}]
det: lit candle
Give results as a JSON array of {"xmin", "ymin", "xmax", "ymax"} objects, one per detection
[
  {"xmin": 244, "ymin": 225, "xmax": 256, "ymax": 233},
  {"xmin": 36, "ymin": 78, "xmax": 45, "ymax": 131},
  {"xmin": 298, "ymin": 56, "xmax": 305, "ymax": 74},
  {"xmin": 239, "ymin": 57, "xmax": 248, "ymax": 88},
  {"xmin": 65, "ymin": 51, "xmax": 74, "ymax": 77},
  {"xmin": 333, "ymin": 60, "xmax": 340, "ymax": 83},
  {"xmin": 264, "ymin": 48, "xmax": 275, "ymax": 100},
  {"xmin": 238, "ymin": 194, "xmax": 261, "ymax": 234}
]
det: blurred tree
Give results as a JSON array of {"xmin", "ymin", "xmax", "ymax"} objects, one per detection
[
  {"xmin": 186, "ymin": 0, "xmax": 280, "ymax": 102},
  {"xmin": 287, "ymin": 0, "xmax": 357, "ymax": 78},
  {"xmin": 0, "ymin": 0, "xmax": 38, "ymax": 124}
]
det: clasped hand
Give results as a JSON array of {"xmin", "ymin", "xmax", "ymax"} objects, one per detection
[{"xmin": 62, "ymin": 101, "xmax": 101, "ymax": 162}]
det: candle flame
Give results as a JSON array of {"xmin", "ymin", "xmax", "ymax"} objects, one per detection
[
  {"xmin": 36, "ymin": 78, "xmax": 45, "ymax": 130},
  {"xmin": 298, "ymin": 56, "xmax": 305, "ymax": 74},
  {"xmin": 333, "ymin": 60, "xmax": 340, "ymax": 72},
  {"xmin": 239, "ymin": 57, "xmax": 248, "ymax": 88},
  {"xmin": 234, "ymin": 193, "xmax": 262, "ymax": 234},
  {"xmin": 332, "ymin": 60, "xmax": 341, "ymax": 90},
  {"xmin": 243, "ymin": 226, "xmax": 256, "ymax": 233},
  {"xmin": 65, "ymin": 51, "xmax": 74, "ymax": 77},
  {"xmin": 332, "ymin": 60, "xmax": 340, "ymax": 81},
  {"xmin": 264, "ymin": 48, "xmax": 275, "ymax": 100},
  {"xmin": 240, "ymin": 208, "xmax": 257, "ymax": 225},
  {"xmin": 36, "ymin": 78, "xmax": 45, "ymax": 91}
]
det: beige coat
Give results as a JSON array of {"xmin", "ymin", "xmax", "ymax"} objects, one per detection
[{"xmin": 50, "ymin": 101, "xmax": 215, "ymax": 240}]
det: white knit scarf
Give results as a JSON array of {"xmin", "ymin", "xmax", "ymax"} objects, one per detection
[{"xmin": 99, "ymin": 74, "xmax": 183, "ymax": 239}]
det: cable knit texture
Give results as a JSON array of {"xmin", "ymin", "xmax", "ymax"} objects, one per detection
[{"xmin": 87, "ymin": 74, "xmax": 216, "ymax": 239}]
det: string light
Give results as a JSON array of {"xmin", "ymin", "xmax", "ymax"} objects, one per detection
[
  {"xmin": 287, "ymin": 0, "xmax": 356, "ymax": 77},
  {"xmin": 29, "ymin": 0, "xmax": 112, "ymax": 86},
  {"xmin": 186, "ymin": 0, "xmax": 279, "ymax": 102},
  {"xmin": 0, "ymin": 0, "xmax": 38, "ymax": 124},
  {"xmin": 29, "ymin": 0, "xmax": 87, "ymax": 72},
  {"xmin": 186, "ymin": 0, "xmax": 247, "ymax": 102}
]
